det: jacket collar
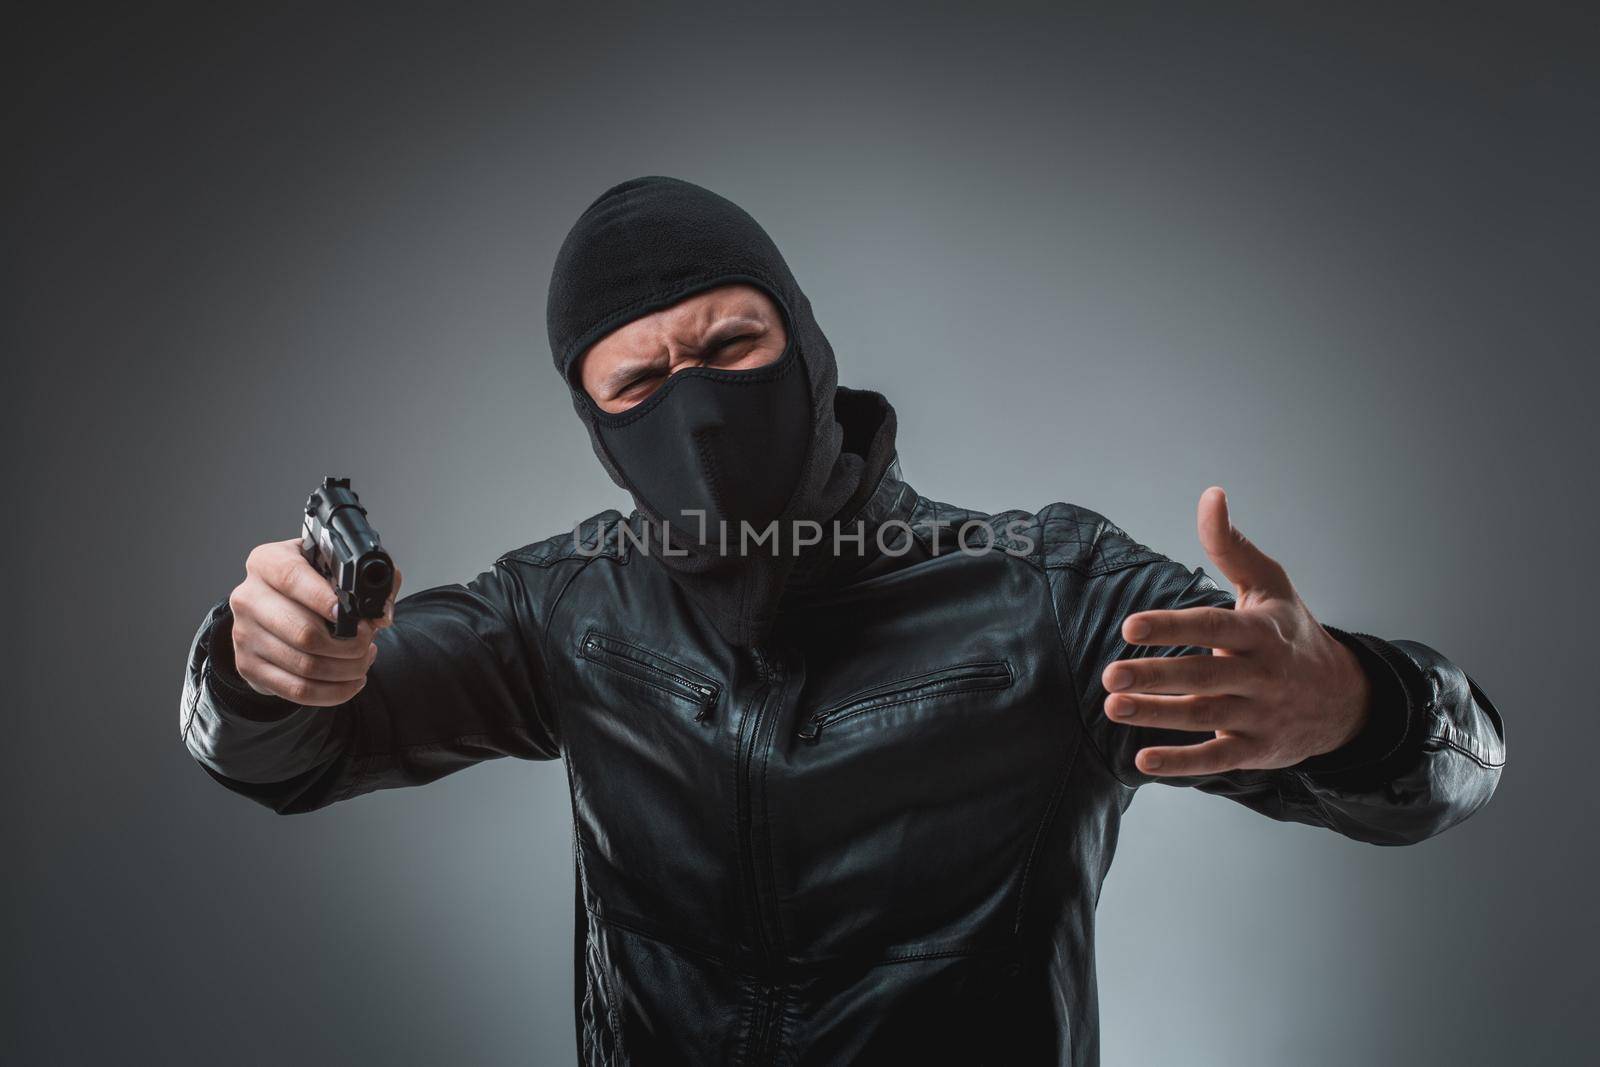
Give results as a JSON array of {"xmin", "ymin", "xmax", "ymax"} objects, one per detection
[{"xmin": 785, "ymin": 442, "xmax": 920, "ymax": 592}]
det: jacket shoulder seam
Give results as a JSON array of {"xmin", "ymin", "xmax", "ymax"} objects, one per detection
[
  {"xmin": 1034, "ymin": 501, "xmax": 1165, "ymax": 574},
  {"xmin": 903, "ymin": 494, "xmax": 1045, "ymax": 568},
  {"xmin": 496, "ymin": 509, "xmax": 631, "ymax": 568}
]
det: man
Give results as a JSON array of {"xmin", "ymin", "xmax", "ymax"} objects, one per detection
[{"xmin": 179, "ymin": 176, "xmax": 1506, "ymax": 1065}]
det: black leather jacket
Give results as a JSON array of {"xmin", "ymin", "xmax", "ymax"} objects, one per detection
[{"xmin": 180, "ymin": 455, "xmax": 1506, "ymax": 1066}]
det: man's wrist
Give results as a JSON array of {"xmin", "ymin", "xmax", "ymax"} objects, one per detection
[
  {"xmin": 1293, "ymin": 624, "xmax": 1418, "ymax": 783},
  {"xmin": 1325, "ymin": 634, "xmax": 1373, "ymax": 751}
]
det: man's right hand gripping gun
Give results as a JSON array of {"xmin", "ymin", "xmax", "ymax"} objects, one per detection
[{"xmin": 300, "ymin": 476, "xmax": 396, "ymax": 638}]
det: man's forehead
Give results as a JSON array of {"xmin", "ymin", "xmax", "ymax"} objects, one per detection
[
  {"xmin": 590, "ymin": 283, "xmax": 777, "ymax": 356},
  {"xmin": 655, "ymin": 284, "xmax": 774, "ymax": 329}
]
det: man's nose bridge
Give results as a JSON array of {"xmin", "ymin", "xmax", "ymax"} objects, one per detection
[
  {"xmin": 664, "ymin": 334, "xmax": 708, "ymax": 375},
  {"xmin": 664, "ymin": 336, "xmax": 688, "ymax": 367}
]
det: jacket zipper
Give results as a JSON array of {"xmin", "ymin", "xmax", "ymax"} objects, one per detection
[
  {"xmin": 736, "ymin": 643, "xmax": 785, "ymax": 958},
  {"xmin": 736, "ymin": 642, "xmax": 785, "ymax": 1065},
  {"xmin": 580, "ymin": 631, "xmax": 719, "ymax": 722},
  {"xmin": 797, "ymin": 660, "xmax": 1013, "ymax": 742}
]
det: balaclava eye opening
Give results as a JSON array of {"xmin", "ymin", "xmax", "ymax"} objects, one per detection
[{"xmin": 547, "ymin": 176, "xmax": 869, "ymax": 646}]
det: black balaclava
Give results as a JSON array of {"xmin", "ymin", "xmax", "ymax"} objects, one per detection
[{"xmin": 547, "ymin": 176, "xmax": 872, "ymax": 647}]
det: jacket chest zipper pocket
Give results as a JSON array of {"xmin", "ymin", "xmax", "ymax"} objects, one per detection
[
  {"xmin": 579, "ymin": 630, "xmax": 720, "ymax": 722},
  {"xmin": 798, "ymin": 660, "xmax": 1014, "ymax": 742}
]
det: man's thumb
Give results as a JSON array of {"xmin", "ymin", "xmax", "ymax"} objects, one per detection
[{"xmin": 1197, "ymin": 486, "xmax": 1293, "ymax": 597}]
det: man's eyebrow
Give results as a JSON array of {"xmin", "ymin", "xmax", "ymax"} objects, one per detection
[
  {"xmin": 601, "ymin": 356, "xmax": 662, "ymax": 392},
  {"xmin": 702, "ymin": 316, "xmax": 767, "ymax": 343}
]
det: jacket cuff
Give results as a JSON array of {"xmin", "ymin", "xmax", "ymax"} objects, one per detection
[
  {"xmin": 203, "ymin": 601, "xmax": 300, "ymax": 722},
  {"xmin": 1292, "ymin": 624, "xmax": 1430, "ymax": 790}
]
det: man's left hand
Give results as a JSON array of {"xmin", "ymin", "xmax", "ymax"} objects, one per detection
[{"xmin": 1100, "ymin": 486, "xmax": 1373, "ymax": 777}]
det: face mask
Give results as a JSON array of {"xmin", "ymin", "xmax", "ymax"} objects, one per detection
[
  {"xmin": 547, "ymin": 175, "xmax": 883, "ymax": 645},
  {"xmin": 584, "ymin": 338, "xmax": 812, "ymax": 550}
]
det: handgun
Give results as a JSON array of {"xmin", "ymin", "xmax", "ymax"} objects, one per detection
[{"xmin": 300, "ymin": 476, "xmax": 396, "ymax": 638}]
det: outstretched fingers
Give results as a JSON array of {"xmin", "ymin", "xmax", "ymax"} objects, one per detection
[
  {"xmin": 1121, "ymin": 605, "xmax": 1270, "ymax": 651},
  {"xmin": 1104, "ymin": 692, "xmax": 1252, "ymax": 732},
  {"xmin": 1135, "ymin": 735, "xmax": 1261, "ymax": 777},
  {"xmin": 1102, "ymin": 652, "xmax": 1258, "ymax": 698}
]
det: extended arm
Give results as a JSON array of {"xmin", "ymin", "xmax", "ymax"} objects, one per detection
[
  {"xmin": 1049, "ymin": 491, "xmax": 1505, "ymax": 845},
  {"xmin": 179, "ymin": 556, "xmax": 561, "ymax": 815}
]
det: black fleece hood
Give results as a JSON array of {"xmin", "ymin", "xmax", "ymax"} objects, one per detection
[{"xmin": 547, "ymin": 175, "xmax": 894, "ymax": 646}]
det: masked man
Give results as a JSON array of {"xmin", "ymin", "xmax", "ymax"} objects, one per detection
[{"xmin": 179, "ymin": 176, "xmax": 1506, "ymax": 1066}]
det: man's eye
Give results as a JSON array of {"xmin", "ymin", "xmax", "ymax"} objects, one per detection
[
  {"xmin": 615, "ymin": 373, "xmax": 660, "ymax": 399},
  {"xmin": 709, "ymin": 334, "xmax": 757, "ymax": 358}
]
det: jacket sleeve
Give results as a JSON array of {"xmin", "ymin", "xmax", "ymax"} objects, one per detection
[
  {"xmin": 178, "ymin": 558, "xmax": 562, "ymax": 815},
  {"xmin": 1050, "ymin": 548, "xmax": 1506, "ymax": 846}
]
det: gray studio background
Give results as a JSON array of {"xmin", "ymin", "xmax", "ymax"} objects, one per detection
[{"xmin": 10, "ymin": 5, "xmax": 1596, "ymax": 1065}]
